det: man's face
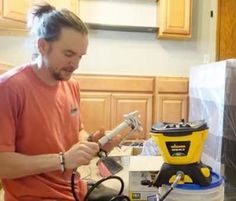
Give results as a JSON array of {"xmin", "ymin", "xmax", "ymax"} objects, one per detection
[{"xmin": 41, "ymin": 28, "xmax": 88, "ymax": 81}]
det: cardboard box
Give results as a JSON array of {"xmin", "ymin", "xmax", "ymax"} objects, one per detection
[
  {"xmin": 108, "ymin": 146, "xmax": 134, "ymax": 157},
  {"xmin": 129, "ymin": 156, "xmax": 163, "ymax": 201}
]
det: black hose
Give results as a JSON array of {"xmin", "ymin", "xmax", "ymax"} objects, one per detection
[
  {"xmin": 159, "ymin": 171, "xmax": 184, "ymax": 201},
  {"xmin": 159, "ymin": 186, "xmax": 174, "ymax": 201},
  {"xmin": 71, "ymin": 169, "xmax": 79, "ymax": 201},
  {"xmin": 71, "ymin": 170, "xmax": 130, "ymax": 201},
  {"xmin": 84, "ymin": 175, "xmax": 124, "ymax": 201}
]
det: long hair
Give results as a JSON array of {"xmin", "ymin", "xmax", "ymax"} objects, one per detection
[
  {"xmin": 28, "ymin": 1, "xmax": 88, "ymax": 41},
  {"xmin": 27, "ymin": 1, "xmax": 88, "ymax": 60}
]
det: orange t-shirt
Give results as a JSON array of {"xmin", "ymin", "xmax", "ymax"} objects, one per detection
[{"xmin": 0, "ymin": 64, "xmax": 86, "ymax": 201}]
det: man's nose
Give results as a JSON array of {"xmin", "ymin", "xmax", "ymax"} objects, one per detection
[{"xmin": 69, "ymin": 58, "xmax": 79, "ymax": 67}]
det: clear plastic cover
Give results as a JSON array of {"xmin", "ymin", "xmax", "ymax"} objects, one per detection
[{"xmin": 189, "ymin": 59, "xmax": 236, "ymax": 201}]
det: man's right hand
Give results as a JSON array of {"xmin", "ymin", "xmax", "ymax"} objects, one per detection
[{"xmin": 64, "ymin": 141, "xmax": 100, "ymax": 169}]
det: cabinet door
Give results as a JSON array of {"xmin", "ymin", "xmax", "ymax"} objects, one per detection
[
  {"xmin": 0, "ymin": 61, "xmax": 13, "ymax": 74},
  {"xmin": 158, "ymin": 0, "xmax": 192, "ymax": 39},
  {"xmin": 216, "ymin": 0, "xmax": 236, "ymax": 60},
  {"xmin": 111, "ymin": 93, "xmax": 153, "ymax": 140},
  {"xmin": 1, "ymin": 0, "xmax": 30, "ymax": 22},
  {"xmin": 0, "ymin": 0, "xmax": 79, "ymax": 34},
  {"xmin": 0, "ymin": 0, "xmax": 29, "ymax": 32},
  {"xmin": 80, "ymin": 92, "xmax": 111, "ymax": 133},
  {"xmin": 156, "ymin": 94, "xmax": 188, "ymax": 123}
]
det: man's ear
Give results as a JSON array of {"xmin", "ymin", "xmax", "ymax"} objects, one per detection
[{"xmin": 37, "ymin": 38, "xmax": 50, "ymax": 54}]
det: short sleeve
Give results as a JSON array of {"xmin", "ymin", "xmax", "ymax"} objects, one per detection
[{"xmin": 0, "ymin": 84, "xmax": 18, "ymax": 152}]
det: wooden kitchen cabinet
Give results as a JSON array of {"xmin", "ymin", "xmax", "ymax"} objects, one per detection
[
  {"xmin": 0, "ymin": 0, "xmax": 27, "ymax": 35},
  {"xmin": 77, "ymin": 74, "xmax": 154, "ymax": 140},
  {"xmin": 80, "ymin": 92, "xmax": 153, "ymax": 140},
  {"xmin": 156, "ymin": 94, "xmax": 188, "ymax": 123},
  {"xmin": 0, "ymin": 61, "xmax": 12, "ymax": 73},
  {"xmin": 111, "ymin": 93, "xmax": 153, "ymax": 140},
  {"xmin": 216, "ymin": 0, "xmax": 236, "ymax": 60},
  {"xmin": 80, "ymin": 92, "xmax": 112, "ymax": 133},
  {"xmin": 0, "ymin": 0, "xmax": 79, "ymax": 35},
  {"xmin": 157, "ymin": 0, "xmax": 192, "ymax": 39},
  {"xmin": 154, "ymin": 77, "xmax": 188, "ymax": 123}
]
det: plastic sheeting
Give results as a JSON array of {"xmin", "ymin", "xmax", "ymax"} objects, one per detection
[
  {"xmin": 140, "ymin": 138, "xmax": 160, "ymax": 156},
  {"xmin": 189, "ymin": 59, "xmax": 236, "ymax": 201}
]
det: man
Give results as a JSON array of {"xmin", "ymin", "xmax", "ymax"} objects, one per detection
[{"xmin": 0, "ymin": 2, "xmax": 120, "ymax": 201}]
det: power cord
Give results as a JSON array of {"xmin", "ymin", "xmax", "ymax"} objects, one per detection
[
  {"xmin": 71, "ymin": 169, "xmax": 79, "ymax": 201},
  {"xmin": 159, "ymin": 171, "xmax": 184, "ymax": 201},
  {"xmin": 71, "ymin": 169, "xmax": 130, "ymax": 201}
]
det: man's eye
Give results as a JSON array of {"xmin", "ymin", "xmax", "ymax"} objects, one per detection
[{"xmin": 65, "ymin": 52, "xmax": 73, "ymax": 57}]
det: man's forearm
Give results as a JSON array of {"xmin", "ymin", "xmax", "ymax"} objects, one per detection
[{"xmin": 0, "ymin": 152, "xmax": 60, "ymax": 179}]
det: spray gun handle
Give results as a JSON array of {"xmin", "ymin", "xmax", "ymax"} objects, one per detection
[{"xmin": 98, "ymin": 110, "xmax": 142, "ymax": 147}]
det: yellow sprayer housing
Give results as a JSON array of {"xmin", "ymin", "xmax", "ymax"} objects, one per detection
[{"xmin": 151, "ymin": 120, "xmax": 208, "ymax": 165}]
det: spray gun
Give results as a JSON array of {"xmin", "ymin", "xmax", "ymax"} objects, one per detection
[
  {"xmin": 98, "ymin": 110, "xmax": 142, "ymax": 147},
  {"xmin": 71, "ymin": 111, "xmax": 142, "ymax": 201},
  {"xmin": 95, "ymin": 110, "xmax": 142, "ymax": 177}
]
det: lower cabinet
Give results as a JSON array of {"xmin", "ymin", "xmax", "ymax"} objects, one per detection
[
  {"xmin": 80, "ymin": 92, "xmax": 112, "ymax": 133},
  {"xmin": 111, "ymin": 93, "xmax": 152, "ymax": 140},
  {"xmin": 154, "ymin": 77, "xmax": 189, "ymax": 124},
  {"xmin": 77, "ymin": 74, "xmax": 155, "ymax": 140},
  {"xmin": 156, "ymin": 94, "xmax": 188, "ymax": 123},
  {"xmin": 0, "ymin": 61, "xmax": 12, "ymax": 73},
  {"xmin": 78, "ymin": 75, "xmax": 189, "ymax": 140},
  {"xmin": 80, "ymin": 92, "xmax": 153, "ymax": 140}
]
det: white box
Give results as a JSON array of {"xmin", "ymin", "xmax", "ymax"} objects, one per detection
[{"xmin": 129, "ymin": 156, "xmax": 163, "ymax": 201}]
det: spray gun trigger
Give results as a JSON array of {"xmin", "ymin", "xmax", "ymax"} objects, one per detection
[{"xmin": 97, "ymin": 149, "xmax": 108, "ymax": 158}]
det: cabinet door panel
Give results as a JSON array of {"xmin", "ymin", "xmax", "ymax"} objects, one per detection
[
  {"xmin": 1, "ymin": 0, "xmax": 31, "ymax": 22},
  {"xmin": 158, "ymin": 0, "xmax": 192, "ymax": 39},
  {"xmin": 157, "ymin": 94, "xmax": 188, "ymax": 123},
  {"xmin": 80, "ymin": 92, "xmax": 111, "ymax": 133},
  {"xmin": 217, "ymin": 0, "xmax": 236, "ymax": 60},
  {"xmin": 0, "ymin": 61, "xmax": 13, "ymax": 74},
  {"xmin": 0, "ymin": 0, "xmax": 79, "ymax": 34},
  {"xmin": 111, "ymin": 93, "xmax": 153, "ymax": 140}
]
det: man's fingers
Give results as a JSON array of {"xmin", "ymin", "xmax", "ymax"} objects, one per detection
[{"xmin": 91, "ymin": 128, "xmax": 105, "ymax": 142}]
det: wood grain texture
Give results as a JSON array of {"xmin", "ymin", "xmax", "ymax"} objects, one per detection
[
  {"xmin": 75, "ymin": 74, "xmax": 154, "ymax": 93},
  {"xmin": 153, "ymin": 77, "xmax": 189, "ymax": 123},
  {"xmin": 158, "ymin": 0, "xmax": 192, "ymax": 39},
  {"xmin": 217, "ymin": 0, "xmax": 236, "ymax": 60},
  {"xmin": 155, "ymin": 77, "xmax": 189, "ymax": 93},
  {"xmin": 0, "ymin": 0, "xmax": 79, "ymax": 35},
  {"xmin": 0, "ymin": 61, "xmax": 13, "ymax": 73}
]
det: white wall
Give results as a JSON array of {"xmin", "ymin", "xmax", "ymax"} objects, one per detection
[
  {"xmin": 79, "ymin": 0, "xmax": 157, "ymax": 27},
  {"xmin": 0, "ymin": 0, "xmax": 217, "ymax": 77}
]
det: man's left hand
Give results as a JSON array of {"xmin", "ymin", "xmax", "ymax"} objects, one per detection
[{"xmin": 89, "ymin": 128, "xmax": 122, "ymax": 153}]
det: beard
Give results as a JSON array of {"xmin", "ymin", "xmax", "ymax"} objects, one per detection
[{"xmin": 49, "ymin": 66, "xmax": 76, "ymax": 81}]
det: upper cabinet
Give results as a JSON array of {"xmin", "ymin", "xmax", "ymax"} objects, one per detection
[
  {"xmin": 157, "ymin": 0, "xmax": 192, "ymax": 39},
  {"xmin": 216, "ymin": 0, "xmax": 236, "ymax": 60},
  {"xmin": 0, "ymin": 0, "xmax": 79, "ymax": 35},
  {"xmin": 1, "ymin": 0, "xmax": 192, "ymax": 39},
  {"xmin": 0, "ymin": 0, "xmax": 27, "ymax": 35}
]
